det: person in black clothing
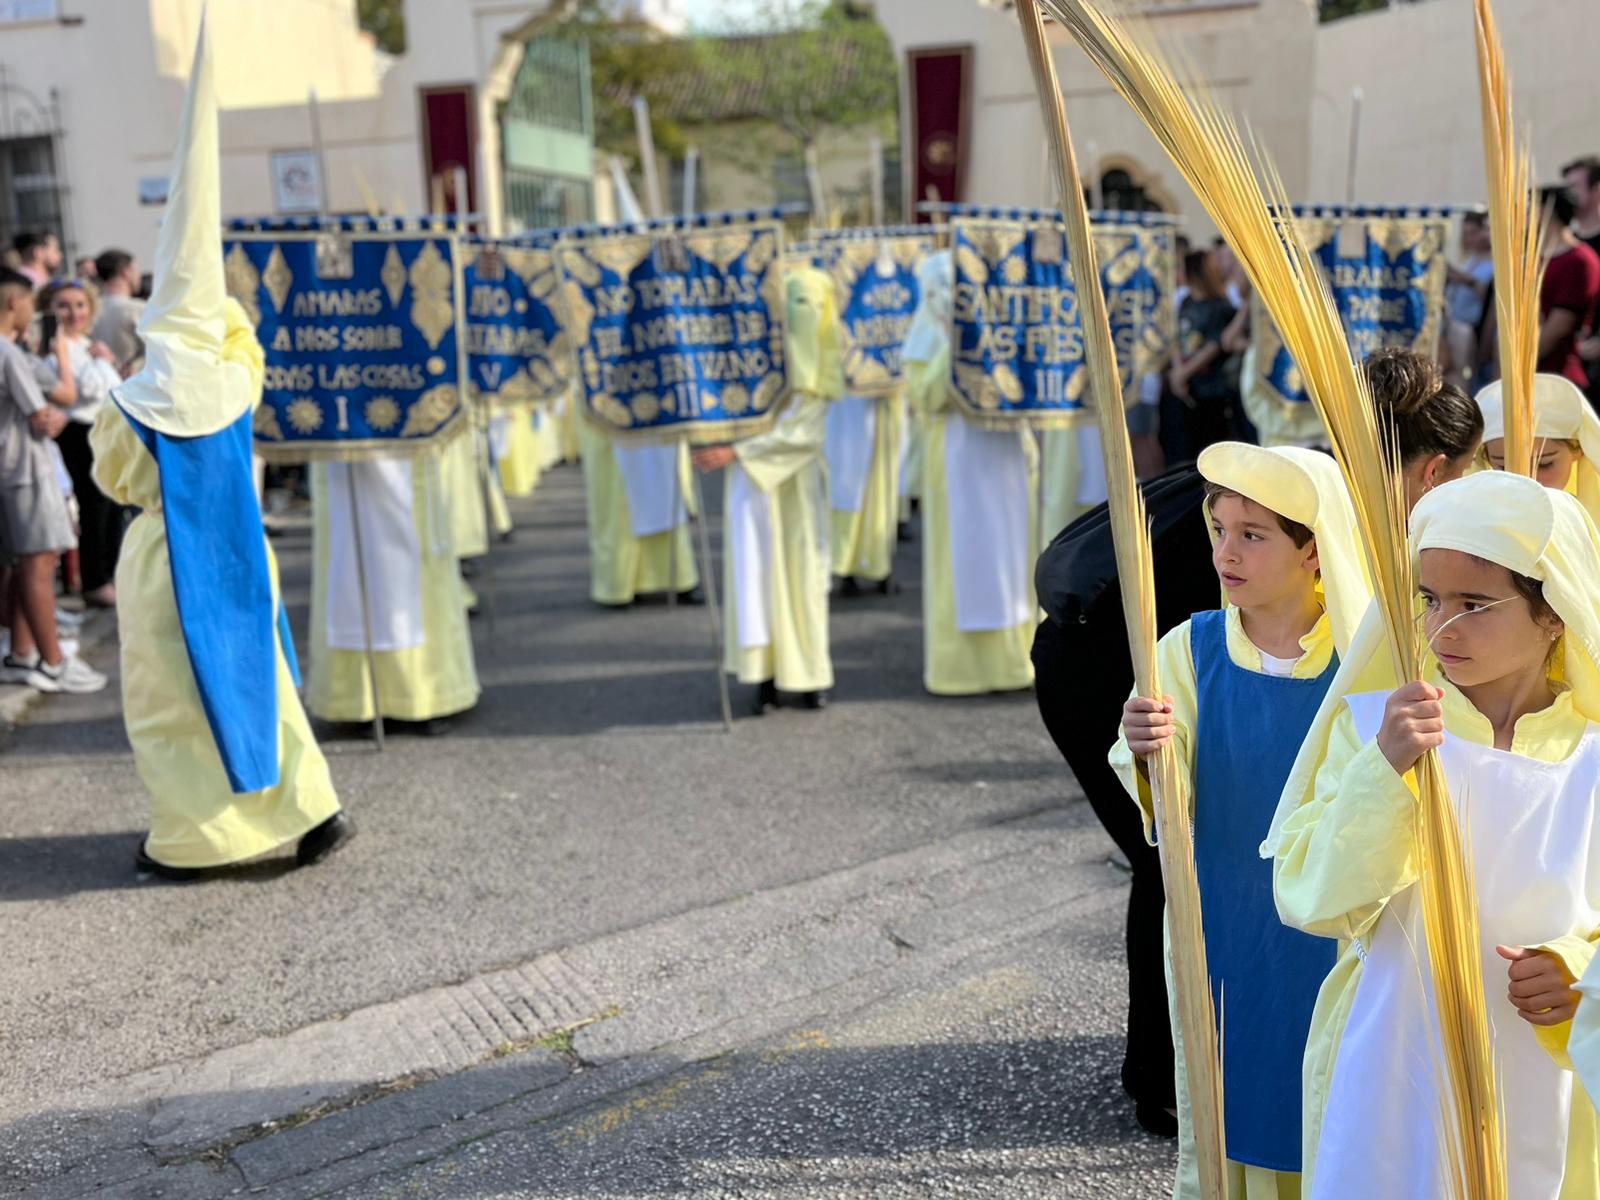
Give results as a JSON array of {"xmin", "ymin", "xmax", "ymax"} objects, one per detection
[
  {"xmin": 1169, "ymin": 251, "xmax": 1239, "ymax": 459},
  {"xmin": 1032, "ymin": 347, "xmax": 1482, "ymax": 1137}
]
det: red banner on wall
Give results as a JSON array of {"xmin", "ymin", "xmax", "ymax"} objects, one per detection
[{"xmin": 907, "ymin": 45, "xmax": 971, "ymax": 221}]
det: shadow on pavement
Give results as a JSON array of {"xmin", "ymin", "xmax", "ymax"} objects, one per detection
[{"xmin": 2, "ymin": 1034, "xmax": 1169, "ymax": 1197}]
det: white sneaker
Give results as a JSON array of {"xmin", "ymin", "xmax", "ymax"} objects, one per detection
[
  {"xmin": 54, "ymin": 607, "xmax": 85, "ymax": 631},
  {"xmin": 0, "ymin": 653, "xmax": 35, "ymax": 684},
  {"xmin": 27, "ymin": 654, "xmax": 107, "ymax": 694}
]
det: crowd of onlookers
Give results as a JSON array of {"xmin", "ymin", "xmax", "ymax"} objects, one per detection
[
  {"xmin": 0, "ymin": 229, "xmax": 151, "ymax": 696},
  {"xmin": 1140, "ymin": 155, "xmax": 1600, "ymax": 472}
]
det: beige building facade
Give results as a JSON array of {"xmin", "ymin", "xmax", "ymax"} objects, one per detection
[
  {"xmin": 0, "ymin": 0, "xmax": 598, "ymax": 266},
  {"xmin": 875, "ymin": 0, "xmax": 1600, "ymax": 233}
]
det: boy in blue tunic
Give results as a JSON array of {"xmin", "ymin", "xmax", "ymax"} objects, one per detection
[{"xmin": 1110, "ymin": 442, "xmax": 1370, "ymax": 1199}]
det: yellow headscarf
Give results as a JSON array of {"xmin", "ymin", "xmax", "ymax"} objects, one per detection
[
  {"xmin": 1196, "ymin": 443, "xmax": 1372, "ymax": 656},
  {"xmin": 784, "ymin": 266, "xmax": 844, "ymax": 400},
  {"xmin": 1264, "ymin": 471, "xmax": 1600, "ymax": 857},
  {"xmin": 1475, "ymin": 373, "xmax": 1600, "ymax": 521},
  {"xmin": 112, "ymin": 14, "xmax": 255, "ymax": 438}
]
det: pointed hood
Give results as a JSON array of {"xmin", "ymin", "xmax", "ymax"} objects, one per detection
[{"xmin": 114, "ymin": 13, "xmax": 251, "ymax": 437}]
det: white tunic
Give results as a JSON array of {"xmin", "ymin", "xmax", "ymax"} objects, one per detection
[
  {"xmin": 323, "ymin": 458, "xmax": 426, "ymax": 653},
  {"xmin": 1315, "ymin": 692, "xmax": 1600, "ymax": 1200},
  {"xmin": 825, "ymin": 393, "xmax": 876, "ymax": 513},
  {"xmin": 613, "ymin": 441, "xmax": 687, "ymax": 539},
  {"xmin": 943, "ymin": 411, "xmax": 1035, "ymax": 632}
]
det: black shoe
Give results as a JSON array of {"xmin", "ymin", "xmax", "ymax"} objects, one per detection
[
  {"xmin": 297, "ymin": 812, "xmax": 355, "ymax": 868},
  {"xmin": 751, "ymin": 680, "xmax": 778, "ymax": 716},
  {"xmin": 1133, "ymin": 1101, "xmax": 1178, "ymax": 1138},
  {"xmin": 874, "ymin": 577, "xmax": 898, "ymax": 596},
  {"xmin": 798, "ymin": 690, "xmax": 828, "ymax": 710},
  {"xmin": 676, "ymin": 587, "xmax": 705, "ymax": 606},
  {"xmin": 896, "ymin": 521, "xmax": 912, "ymax": 544},
  {"xmin": 835, "ymin": 576, "xmax": 863, "ymax": 598},
  {"xmin": 135, "ymin": 840, "xmax": 202, "ymax": 883}
]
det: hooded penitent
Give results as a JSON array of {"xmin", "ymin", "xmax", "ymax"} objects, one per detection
[{"xmin": 111, "ymin": 15, "xmax": 279, "ymax": 794}]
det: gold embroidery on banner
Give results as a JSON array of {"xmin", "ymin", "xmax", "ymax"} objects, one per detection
[
  {"xmin": 722, "ymin": 382, "xmax": 751, "ymax": 415},
  {"xmin": 955, "ymin": 244, "xmax": 989, "ymax": 286},
  {"xmin": 698, "ymin": 230, "xmax": 754, "ymax": 274},
  {"xmin": 629, "ymin": 392, "xmax": 661, "ymax": 423},
  {"xmin": 752, "ymin": 374, "xmax": 783, "ymax": 412},
  {"xmin": 286, "ymin": 397, "xmax": 324, "ymax": 434},
  {"xmin": 380, "ymin": 244, "xmax": 407, "ymax": 308},
  {"xmin": 991, "ymin": 362, "xmax": 1024, "ymax": 403},
  {"xmin": 408, "ymin": 241, "xmax": 454, "ymax": 350},
  {"xmin": 1001, "ymin": 255, "xmax": 1029, "ymax": 286},
  {"xmin": 742, "ymin": 230, "xmax": 776, "ymax": 275},
  {"xmin": 399, "ymin": 383, "xmax": 459, "ymax": 438},
  {"xmin": 253, "ymin": 402, "xmax": 283, "ymax": 440},
  {"xmin": 224, "ymin": 244, "xmax": 261, "ymax": 325},
  {"xmin": 560, "ymin": 248, "xmax": 602, "ymax": 288},
  {"xmin": 587, "ymin": 239, "xmax": 651, "ymax": 279},
  {"xmin": 262, "ymin": 246, "xmax": 293, "ymax": 314},
  {"xmin": 365, "ymin": 395, "xmax": 401, "ymax": 432},
  {"xmin": 594, "ymin": 393, "xmax": 633, "ymax": 428},
  {"xmin": 562, "ymin": 281, "xmax": 595, "ymax": 346}
]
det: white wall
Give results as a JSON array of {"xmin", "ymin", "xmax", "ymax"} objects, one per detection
[{"xmin": 1309, "ymin": 0, "xmax": 1600, "ymax": 206}]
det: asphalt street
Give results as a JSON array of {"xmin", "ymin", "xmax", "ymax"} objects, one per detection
[{"xmin": 0, "ymin": 461, "xmax": 1175, "ymax": 1198}]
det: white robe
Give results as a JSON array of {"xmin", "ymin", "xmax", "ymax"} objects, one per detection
[
  {"xmin": 323, "ymin": 458, "xmax": 426, "ymax": 653},
  {"xmin": 943, "ymin": 412, "xmax": 1035, "ymax": 633}
]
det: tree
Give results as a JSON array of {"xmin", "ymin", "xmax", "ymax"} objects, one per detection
[{"xmin": 357, "ymin": 0, "xmax": 405, "ymax": 54}]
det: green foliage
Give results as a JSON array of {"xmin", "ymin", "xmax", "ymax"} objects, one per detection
[
  {"xmin": 704, "ymin": 0, "xmax": 898, "ymax": 148},
  {"xmin": 1318, "ymin": 0, "xmax": 1394, "ymax": 21},
  {"xmin": 561, "ymin": 0, "xmax": 896, "ymax": 167},
  {"xmin": 356, "ymin": 0, "xmax": 405, "ymax": 54}
]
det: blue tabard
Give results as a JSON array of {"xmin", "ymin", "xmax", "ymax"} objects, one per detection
[
  {"xmin": 124, "ymin": 405, "xmax": 281, "ymax": 795},
  {"xmin": 1190, "ymin": 608, "xmax": 1337, "ymax": 1171}
]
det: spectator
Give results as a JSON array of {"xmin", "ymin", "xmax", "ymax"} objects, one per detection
[
  {"xmin": 90, "ymin": 249, "xmax": 145, "ymax": 374},
  {"xmin": 12, "ymin": 231, "xmax": 61, "ymax": 289},
  {"xmin": 1566, "ymin": 156, "xmax": 1600, "ymax": 403},
  {"xmin": 0, "ymin": 268, "xmax": 103, "ymax": 693},
  {"xmin": 34, "ymin": 279, "xmax": 123, "ymax": 607},
  {"xmin": 1537, "ymin": 185, "xmax": 1600, "ymax": 391},
  {"xmin": 1446, "ymin": 212, "xmax": 1494, "ymax": 385},
  {"xmin": 1165, "ymin": 248, "xmax": 1240, "ymax": 459},
  {"xmin": 74, "ymin": 256, "xmax": 97, "ymax": 283}
]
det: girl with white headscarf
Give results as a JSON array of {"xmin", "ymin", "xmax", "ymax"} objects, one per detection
[{"xmin": 1268, "ymin": 472, "xmax": 1600, "ymax": 1198}]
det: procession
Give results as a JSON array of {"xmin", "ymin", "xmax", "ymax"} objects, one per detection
[{"xmin": 7, "ymin": 0, "xmax": 1600, "ymax": 1196}]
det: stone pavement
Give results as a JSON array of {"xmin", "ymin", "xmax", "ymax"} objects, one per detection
[{"xmin": 1, "ymin": 463, "xmax": 1175, "ymax": 1198}]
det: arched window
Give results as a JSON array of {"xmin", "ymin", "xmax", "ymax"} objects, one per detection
[{"xmin": 1099, "ymin": 168, "xmax": 1164, "ymax": 213}]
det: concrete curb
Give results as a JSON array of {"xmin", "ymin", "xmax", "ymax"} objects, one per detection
[{"xmin": 0, "ymin": 607, "xmax": 116, "ymax": 743}]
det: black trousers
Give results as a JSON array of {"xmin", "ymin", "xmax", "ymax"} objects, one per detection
[
  {"xmin": 56, "ymin": 419, "xmax": 126, "ymax": 594},
  {"xmin": 1032, "ymin": 615, "xmax": 1175, "ymax": 1109}
]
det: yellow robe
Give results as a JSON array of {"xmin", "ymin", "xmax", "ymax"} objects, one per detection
[
  {"xmin": 1112, "ymin": 608, "xmax": 1328, "ymax": 1200},
  {"xmin": 307, "ymin": 451, "xmax": 480, "ymax": 723},
  {"xmin": 724, "ymin": 391, "xmax": 833, "ymax": 692},
  {"xmin": 1275, "ymin": 683, "xmax": 1600, "ymax": 1198},
  {"xmin": 830, "ymin": 390, "xmax": 905, "ymax": 581},
  {"xmin": 576, "ymin": 418, "xmax": 698, "ymax": 605},
  {"xmin": 443, "ymin": 426, "xmax": 510, "ymax": 560},
  {"xmin": 90, "ymin": 404, "xmax": 340, "ymax": 869},
  {"xmin": 905, "ymin": 349, "xmax": 1036, "ymax": 696},
  {"xmin": 498, "ymin": 403, "xmax": 542, "ymax": 499},
  {"xmin": 1039, "ymin": 427, "xmax": 1092, "ymax": 545}
]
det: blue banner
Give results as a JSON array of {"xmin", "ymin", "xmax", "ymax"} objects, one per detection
[
  {"xmin": 1252, "ymin": 214, "xmax": 1449, "ymax": 411},
  {"xmin": 560, "ymin": 220, "xmax": 788, "ymax": 442},
  {"xmin": 949, "ymin": 217, "xmax": 1176, "ymax": 429},
  {"xmin": 462, "ymin": 240, "xmax": 572, "ymax": 408},
  {"xmin": 223, "ymin": 233, "xmax": 467, "ymax": 459},
  {"xmin": 813, "ymin": 232, "xmax": 935, "ymax": 395}
]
